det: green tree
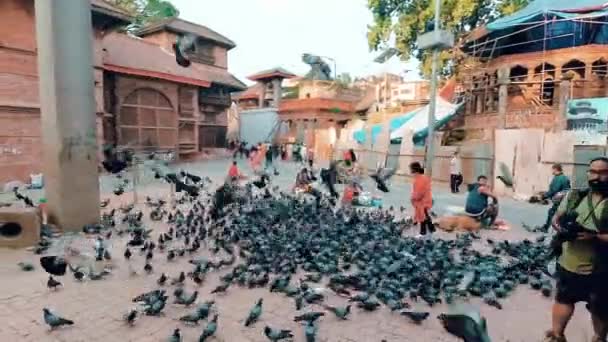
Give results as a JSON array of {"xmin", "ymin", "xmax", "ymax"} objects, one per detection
[
  {"xmin": 367, "ymin": 0, "xmax": 530, "ymax": 78},
  {"xmin": 104, "ymin": 0, "xmax": 179, "ymax": 31}
]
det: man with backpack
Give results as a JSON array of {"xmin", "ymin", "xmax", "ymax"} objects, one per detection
[{"xmin": 544, "ymin": 157, "xmax": 608, "ymax": 342}]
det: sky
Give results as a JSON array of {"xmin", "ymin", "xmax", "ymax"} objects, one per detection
[{"xmin": 171, "ymin": 0, "xmax": 419, "ymax": 84}]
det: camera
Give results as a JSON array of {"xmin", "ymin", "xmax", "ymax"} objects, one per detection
[{"xmin": 550, "ymin": 212, "xmax": 596, "ymax": 257}]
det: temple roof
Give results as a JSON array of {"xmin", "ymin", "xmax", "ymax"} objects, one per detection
[
  {"xmin": 103, "ymin": 33, "xmax": 246, "ymax": 91},
  {"xmin": 248, "ymin": 67, "xmax": 297, "ymax": 81},
  {"xmin": 91, "ymin": 0, "xmax": 133, "ymax": 24},
  {"xmin": 136, "ymin": 17, "xmax": 236, "ymax": 49}
]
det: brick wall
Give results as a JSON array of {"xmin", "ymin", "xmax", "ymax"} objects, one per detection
[
  {"xmin": 0, "ymin": 111, "xmax": 42, "ymax": 184},
  {"xmin": 465, "ymin": 113, "xmax": 557, "ymax": 129},
  {"xmin": 0, "ymin": 0, "xmax": 36, "ymax": 52}
]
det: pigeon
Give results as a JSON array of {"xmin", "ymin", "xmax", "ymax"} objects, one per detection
[
  {"xmin": 175, "ymin": 291, "xmax": 198, "ymax": 306},
  {"xmin": 171, "ymin": 272, "xmax": 186, "ymax": 286},
  {"xmin": 304, "ymin": 321, "xmax": 317, "ymax": 342},
  {"xmin": 196, "ymin": 300, "xmax": 215, "ymax": 320},
  {"xmin": 124, "ymin": 249, "xmax": 132, "ymax": 263},
  {"xmin": 144, "ymin": 297, "xmax": 167, "ymax": 316},
  {"xmin": 400, "ymin": 311, "xmax": 430, "ymax": 324},
  {"xmin": 157, "ymin": 273, "xmax": 168, "ymax": 286},
  {"xmin": 199, "ymin": 314, "xmax": 218, "ymax": 341},
  {"xmin": 179, "ymin": 311, "xmax": 203, "ymax": 325},
  {"xmin": 244, "ymin": 298, "xmax": 263, "ymax": 327},
  {"xmin": 173, "ymin": 34, "xmax": 196, "ymax": 68},
  {"xmin": 43, "ymin": 308, "xmax": 74, "ymax": 329},
  {"xmin": 69, "ymin": 264, "xmax": 85, "ymax": 281},
  {"xmin": 264, "ymin": 326, "xmax": 294, "ymax": 341},
  {"xmin": 47, "ymin": 276, "xmax": 62, "ymax": 290},
  {"xmin": 40, "ymin": 256, "xmax": 68, "ymax": 276},
  {"xmin": 210, "ymin": 282, "xmax": 230, "ymax": 294},
  {"xmin": 324, "ymin": 305, "xmax": 351, "ymax": 320},
  {"xmin": 14, "ymin": 188, "xmax": 34, "ymax": 207},
  {"xmin": 438, "ymin": 304, "xmax": 491, "ymax": 342},
  {"xmin": 17, "ymin": 262, "xmax": 35, "ymax": 271},
  {"xmin": 294, "ymin": 311, "xmax": 324, "ymax": 323},
  {"xmin": 168, "ymin": 328, "xmax": 182, "ymax": 342},
  {"xmin": 370, "ymin": 166, "xmax": 396, "ymax": 193},
  {"xmin": 123, "ymin": 309, "xmax": 138, "ymax": 326}
]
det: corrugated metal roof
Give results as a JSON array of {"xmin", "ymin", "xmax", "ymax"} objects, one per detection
[
  {"xmin": 136, "ymin": 18, "xmax": 236, "ymax": 49},
  {"xmin": 103, "ymin": 33, "xmax": 246, "ymax": 90}
]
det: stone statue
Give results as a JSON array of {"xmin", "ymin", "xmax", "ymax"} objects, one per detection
[{"xmin": 302, "ymin": 53, "xmax": 333, "ymax": 81}]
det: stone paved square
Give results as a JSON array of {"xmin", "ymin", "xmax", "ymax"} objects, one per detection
[{"xmin": 0, "ymin": 159, "xmax": 595, "ymax": 342}]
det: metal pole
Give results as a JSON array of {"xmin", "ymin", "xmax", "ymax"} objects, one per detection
[
  {"xmin": 35, "ymin": 0, "xmax": 100, "ymax": 230},
  {"xmin": 424, "ymin": 0, "xmax": 442, "ymax": 177}
]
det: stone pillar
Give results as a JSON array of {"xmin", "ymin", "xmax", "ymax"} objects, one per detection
[
  {"xmin": 497, "ymin": 67, "xmax": 510, "ymax": 129},
  {"xmin": 258, "ymin": 81, "xmax": 266, "ymax": 108},
  {"xmin": 272, "ymin": 78, "xmax": 282, "ymax": 107},
  {"xmin": 557, "ymin": 79, "xmax": 571, "ymax": 131},
  {"xmin": 475, "ymin": 95, "xmax": 483, "ymax": 115},
  {"xmin": 35, "ymin": 0, "xmax": 100, "ymax": 231}
]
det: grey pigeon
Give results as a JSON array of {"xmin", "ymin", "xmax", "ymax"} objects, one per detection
[{"xmin": 43, "ymin": 308, "xmax": 74, "ymax": 329}]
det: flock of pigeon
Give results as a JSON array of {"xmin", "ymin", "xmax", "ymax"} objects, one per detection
[{"xmin": 17, "ymin": 165, "xmax": 555, "ymax": 342}]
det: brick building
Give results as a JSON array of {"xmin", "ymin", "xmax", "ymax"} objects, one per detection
[
  {"xmin": 0, "ymin": 0, "xmax": 245, "ymax": 184},
  {"xmin": 457, "ymin": 0, "xmax": 608, "ymax": 141}
]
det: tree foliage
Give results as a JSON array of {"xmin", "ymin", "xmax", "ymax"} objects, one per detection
[
  {"xmin": 104, "ymin": 0, "xmax": 179, "ymax": 31},
  {"xmin": 367, "ymin": 0, "xmax": 530, "ymax": 78}
]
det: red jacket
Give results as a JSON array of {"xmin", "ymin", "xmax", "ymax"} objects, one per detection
[{"xmin": 411, "ymin": 174, "xmax": 432, "ymax": 223}]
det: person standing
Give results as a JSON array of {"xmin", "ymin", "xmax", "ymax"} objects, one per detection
[
  {"xmin": 544, "ymin": 157, "xmax": 608, "ymax": 342},
  {"xmin": 410, "ymin": 162, "xmax": 434, "ymax": 237},
  {"xmin": 265, "ymin": 143, "xmax": 273, "ymax": 171},
  {"xmin": 307, "ymin": 148, "xmax": 314, "ymax": 169},
  {"xmin": 541, "ymin": 163, "xmax": 571, "ymax": 231},
  {"xmin": 450, "ymin": 151, "xmax": 463, "ymax": 193}
]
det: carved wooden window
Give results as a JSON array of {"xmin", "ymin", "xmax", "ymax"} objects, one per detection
[
  {"xmin": 191, "ymin": 39, "xmax": 216, "ymax": 65},
  {"xmin": 119, "ymin": 89, "xmax": 176, "ymax": 149},
  {"xmin": 562, "ymin": 59, "xmax": 585, "ymax": 79},
  {"xmin": 592, "ymin": 59, "xmax": 608, "ymax": 78}
]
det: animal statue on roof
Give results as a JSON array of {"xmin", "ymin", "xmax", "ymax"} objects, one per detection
[{"xmin": 302, "ymin": 53, "xmax": 333, "ymax": 81}]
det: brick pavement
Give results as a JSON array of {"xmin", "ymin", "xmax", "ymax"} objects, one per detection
[{"xmin": 0, "ymin": 159, "xmax": 595, "ymax": 341}]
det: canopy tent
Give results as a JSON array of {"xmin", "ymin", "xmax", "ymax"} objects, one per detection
[
  {"xmin": 353, "ymin": 97, "xmax": 462, "ymax": 145},
  {"xmin": 390, "ymin": 97, "xmax": 462, "ymax": 144},
  {"xmin": 353, "ymin": 111, "xmax": 417, "ymax": 144},
  {"xmin": 463, "ymin": 0, "xmax": 608, "ymax": 58}
]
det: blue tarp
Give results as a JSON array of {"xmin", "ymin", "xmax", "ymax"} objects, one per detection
[
  {"xmin": 353, "ymin": 111, "xmax": 417, "ymax": 144},
  {"xmin": 465, "ymin": 0, "xmax": 608, "ymax": 58},
  {"xmin": 487, "ymin": 0, "xmax": 608, "ymax": 32}
]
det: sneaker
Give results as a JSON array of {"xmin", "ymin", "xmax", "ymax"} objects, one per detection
[{"xmin": 543, "ymin": 331, "xmax": 567, "ymax": 342}]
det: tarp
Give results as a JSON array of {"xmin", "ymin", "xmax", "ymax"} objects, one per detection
[
  {"xmin": 487, "ymin": 0, "xmax": 608, "ymax": 32},
  {"xmin": 390, "ymin": 97, "xmax": 462, "ymax": 143},
  {"xmin": 353, "ymin": 97, "xmax": 462, "ymax": 145},
  {"xmin": 353, "ymin": 111, "xmax": 417, "ymax": 144}
]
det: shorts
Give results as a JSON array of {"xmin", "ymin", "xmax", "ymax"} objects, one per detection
[{"xmin": 555, "ymin": 264, "xmax": 608, "ymax": 319}]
